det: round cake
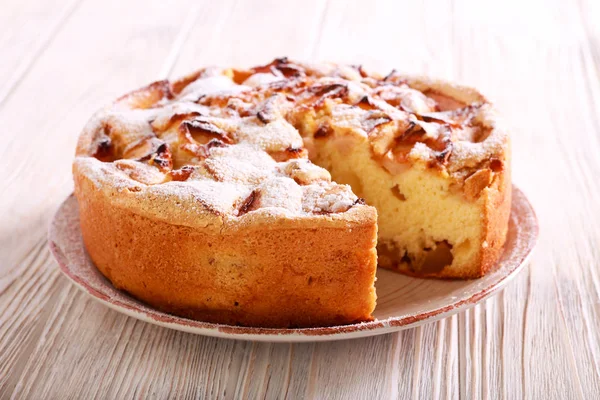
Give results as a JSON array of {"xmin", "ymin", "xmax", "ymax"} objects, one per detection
[{"xmin": 73, "ymin": 58, "xmax": 510, "ymax": 328}]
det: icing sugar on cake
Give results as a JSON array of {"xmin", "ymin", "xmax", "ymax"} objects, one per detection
[{"xmin": 75, "ymin": 58, "xmax": 505, "ymax": 227}]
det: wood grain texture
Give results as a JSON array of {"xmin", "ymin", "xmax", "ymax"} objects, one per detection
[{"xmin": 1, "ymin": 0, "xmax": 599, "ymax": 398}]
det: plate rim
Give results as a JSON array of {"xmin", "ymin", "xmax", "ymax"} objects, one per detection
[{"xmin": 48, "ymin": 186, "xmax": 538, "ymax": 342}]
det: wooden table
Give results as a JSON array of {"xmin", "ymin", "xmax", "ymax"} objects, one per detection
[{"xmin": 1, "ymin": 0, "xmax": 599, "ymax": 398}]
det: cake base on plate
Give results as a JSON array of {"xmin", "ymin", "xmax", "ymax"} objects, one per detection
[{"xmin": 49, "ymin": 186, "xmax": 537, "ymax": 342}]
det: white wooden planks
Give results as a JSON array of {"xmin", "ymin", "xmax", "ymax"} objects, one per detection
[{"xmin": 1, "ymin": 0, "xmax": 599, "ymax": 398}]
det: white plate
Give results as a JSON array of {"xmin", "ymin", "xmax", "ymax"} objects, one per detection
[{"xmin": 49, "ymin": 186, "xmax": 538, "ymax": 342}]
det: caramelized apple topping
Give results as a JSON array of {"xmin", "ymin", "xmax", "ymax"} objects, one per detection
[
  {"xmin": 181, "ymin": 117, "xmax": 233, "ymax": 144},
  {"xmin": 92, "ymin": 135, "xmax": 113, "ymax": 162},
  {"xmin": 178, "ymin": 121, "xmax": 230, "ymax": 160},
  {"xmin": 270, "ymin": 146, "xmax": 308, "ymax": 162},
  {"xmin": 115, "ymin": 80, "xmax": 174, "ymax": 109},
  {"xmin": 306, "ymin": 83, "xmax": 349, "ymax": 108},
  {"xmin": 314, "ymin": 123, "xmax": 333, "ymax": 139},
  {"xmin": 237, "ymin": 189, "xmax": 260, "ymax": 216},
  {"xmin": 256, "ymin": 94, "xmax": 287, "ymax": 124},
  {"xmin": 284, "ymin": 159, "xmax": 331, "ymax": 185},
  {"xmin": 464, "ymin": 168, "xmax": 493, "ymax": 200},
  {"xmin": 490, "ymin": 158, "xmax": 504, "ymax": 172},
  {"xmin": 168, "ymin": 165, "xmax": 196, "ymax": 181},
  {"xmin": 353, "ymin": 65, "xmax": 368, "ymax": 78},
  {"xmin": 422, "ymin": 89, "xmax": 466, "ymax": 111},
  {"xmin": 256, "ymin": 109, "xmax": 271, "ymax": 124},
  {"xmin": 310, "ymin": 83, "xmax": 349, "ymax": 98},
  {"xmin": 114, "ymin": 159, "xmax": 166, "ymax": 185},
  {"xmin": 137, "ymin": 142, "xmax": 173, "ymax": 172},
  {"xmin": 172, "ymin": 70, "xmax": 203, "ymax": 94},
  {"xmin": 362, "ymin": 111, "xmax": 392, "ymax": 133},
  {"xmin": 249, "ymin": 57, "xmax": 306, "ymax": 79},
  {"xmin": 355, "ymin": 95, "xmax": 377, "ymax": 110},
  {"xmin": 383, "ymin": 69, "xmax": 398, "ymax": 82}
]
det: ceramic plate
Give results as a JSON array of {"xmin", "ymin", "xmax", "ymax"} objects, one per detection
[{"xmin": 49, "ymin": 186, "xmax": 538, "ymax": 342}]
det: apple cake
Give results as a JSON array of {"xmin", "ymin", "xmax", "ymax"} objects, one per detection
[{"xmin": 73, "ymin": 58, "xmax": 510, "ymax": 328}]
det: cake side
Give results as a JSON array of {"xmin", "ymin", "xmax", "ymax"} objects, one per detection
[
  {"xmin": 478, "ymin": 141, "xmax": 511, "ymax": 277},
  {"xmin": 74, "ymin": 170, "xmax": 378, "ymax": 328}
]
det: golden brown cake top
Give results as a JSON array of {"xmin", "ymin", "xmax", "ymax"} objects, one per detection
[{"xmin": 74, "ymin": 58, "xmax": 506, "ymax": 228}]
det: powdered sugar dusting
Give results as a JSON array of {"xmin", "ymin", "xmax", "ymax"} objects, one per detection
[
  {"xmin": 179, "ymin": 75, "xmax": 250, "ymax": 102},
  {"xmin": 302, "ymin": 182, "xmax": 357, "ymax": 214},
  {"xmin": 75, "ymin": 58, "xmax": 506, "ymax": 225}
]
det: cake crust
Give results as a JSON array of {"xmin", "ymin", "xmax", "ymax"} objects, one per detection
[{"xmin": 75, "ymin": 170, "xmax": 378, "ymax": 328}]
